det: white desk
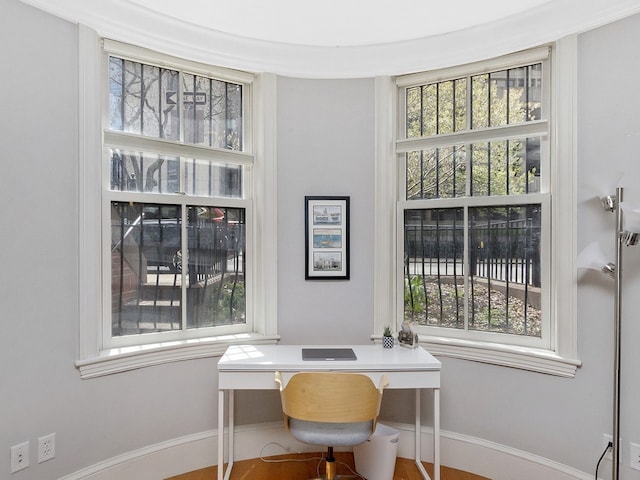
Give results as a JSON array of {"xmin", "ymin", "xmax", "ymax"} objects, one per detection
[{"xmin": 217, "ymin": 344, "xmax": 441, "ymax": 480}]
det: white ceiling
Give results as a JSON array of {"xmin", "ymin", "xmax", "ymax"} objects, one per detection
[
  {"xmin": 127, "ymin": 0, "xmax": 554, "ymax": 47},
  {"xmin": 18, "ymin": 0, "xmax": 640, "ymax": 77}
]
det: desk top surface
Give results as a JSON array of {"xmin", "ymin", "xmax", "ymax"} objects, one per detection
[{"xmin": 217, "ymin": 344, "xmax": 441, "ymax": 372}]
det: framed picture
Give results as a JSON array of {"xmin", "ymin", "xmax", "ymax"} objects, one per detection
[{"xmin": 305, "ymin": 196, "xmax": 350, "ymax": 280}]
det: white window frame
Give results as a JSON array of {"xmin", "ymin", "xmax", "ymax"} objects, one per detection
[
  {"xmin": 76, "ymin": 26, "xmax": 278, "ymax": 379},
  {"xmin": 374, "ymin": 38, "xmax": 581, "ymax": 377}
]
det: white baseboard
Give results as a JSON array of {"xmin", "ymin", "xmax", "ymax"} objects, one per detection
[{"xmin": 58, "ymin": 422, "xmax": 592, "ymax": 480}]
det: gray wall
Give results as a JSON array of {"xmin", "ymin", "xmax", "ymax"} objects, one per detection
[
  {"xmin": 1, "ymin": 2, "xmax": 220, "ymax": 479},
  {"xmin": 2, "ymin": 0, "xmax": 640, "ymax": 478},
  {"xmin": 277, "ymin": 76, "xmax": 375, "ymax": 345},
  {"xmin": 577, "ymin": 11, "xmax": 640, "ymax": 476}
]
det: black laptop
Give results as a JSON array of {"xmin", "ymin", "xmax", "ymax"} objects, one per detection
[{"xmin": 301, "ymin": 348, "xmax": 357, "ymax": 361}]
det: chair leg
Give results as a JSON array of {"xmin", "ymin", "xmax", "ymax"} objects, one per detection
[
  {"xmin": 325, "ymin": 446, "xmax": 337, "ymax": 480},
  {"xmin": 313, "ymin": 446, "xmax": 359, "ymax": 480}
]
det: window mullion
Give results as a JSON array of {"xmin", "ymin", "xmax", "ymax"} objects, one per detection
[
  {"xmin": 396, "ymin": 119, "xmax": 548, "ymax": 153},
  {"xmin": 463, "ymin": 205, "xmax": 469, "ymax": 332},
  {"xmin": 180, "ymin": 203, "xmax": 188, "ymax": 332},
  {"xmin": 178, "ymin": 71, "xmax": 185, "ymax": 143},
  {"xmin": 104, "ymin": 131, "xmax": 254, "ymax": 166}
]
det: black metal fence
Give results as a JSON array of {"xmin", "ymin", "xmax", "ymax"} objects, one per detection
[
  {"xmin": 405, "ymin": 217, "xmax": 541, "ymax": 287},
  {"xmin": 404, "ymin": 213, "xmax": 542, "ymax": 336},
  {"xmin": 111, "ymin": 202, "xmax": 246, "ymax": 336}
]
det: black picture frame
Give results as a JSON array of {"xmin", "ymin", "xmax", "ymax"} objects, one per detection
[{"xmin": 304, "ymin": 196, "xmax": 350, "ymax": 280}]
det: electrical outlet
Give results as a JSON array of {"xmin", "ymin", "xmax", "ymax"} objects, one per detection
[
  {"xmin": 38, "ymin": 433, "xmax": 56, "ymax": 463},
  {"xmin": 630, "ymin": 442, "xmax": 640, "ymax": 471},
  {"xmin": 603, "ymin": 434, "xmax": 613, "ymax": 461},
  {"xmin": 10, "ymin": 441, "xmax": 30, "ymax": 473}
]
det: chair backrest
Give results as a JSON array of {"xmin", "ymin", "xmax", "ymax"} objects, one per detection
[{"xmin": 275, "ymin": 371, "xmax": 387, "ymax": 424}]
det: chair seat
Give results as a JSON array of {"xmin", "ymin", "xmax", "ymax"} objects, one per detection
[{"xmin": 288, "ymin": 418, "xmax": 373, "ymax": 447}]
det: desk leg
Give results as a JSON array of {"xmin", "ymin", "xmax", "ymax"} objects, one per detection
[
  {"xmin": 414, "ymin": 388, "xmax": 439, "ymax": 480},
  {"xmin": 415, "ymin": 389, "xmax": 429, "ymax": 480},
  {"xmin": 434, "ymin": 388, "xmax": 440, "ymax": 480},
  {"xmin": 218, "ymin": 390, "xmax": 235, "ymax": 480},
  {"xmin": 227, "ymin": 390, "xmax": 234, "ymax": 479},
  {"xmin": 218, "ymin": 390, "xmax": 225, "ymax": 480}
]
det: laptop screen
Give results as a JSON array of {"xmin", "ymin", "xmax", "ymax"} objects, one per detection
[{"xmin": 301, "ymin": 348, "xmax": 357, "ymax": 361}]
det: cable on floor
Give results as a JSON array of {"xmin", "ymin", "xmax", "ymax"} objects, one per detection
[
  {"xmin": 259, "ymin": 442, "xmax": 365, "ymax": 478},
  {"xmin": 259, "ymin": 442, "xmax": 312, "ymax": 462},
  {"xmin": 595, "ymin": 441, "xmax": 612, "ymax": 480}
]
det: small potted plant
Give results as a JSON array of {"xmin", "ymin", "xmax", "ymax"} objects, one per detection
[{"xmin": 382, "ymin": 326, "xmax": 394, "ymax": 348}]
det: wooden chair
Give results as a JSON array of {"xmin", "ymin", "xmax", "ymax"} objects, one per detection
[{"xmin": 275, "ymin": 371, "xmax": 388, "ymax": 480}]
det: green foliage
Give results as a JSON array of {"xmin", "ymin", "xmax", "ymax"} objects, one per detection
[
  {"xmin": 206, "ymin": 275, "xmax": 246, "ymax": 325},
  {"xmin": 405, "ymin": 65, "xmax": 542, "ymax": 200},
  {"xmin": 404, "ymin": 276, "xmax": 426, "ymax": 314}
]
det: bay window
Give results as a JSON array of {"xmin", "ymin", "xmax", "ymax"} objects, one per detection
[{"xmin": 375, "ymin": 41, "xmax": 581, "ymax": 376}]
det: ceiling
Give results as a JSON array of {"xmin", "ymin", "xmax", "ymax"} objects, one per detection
[
  {"xmin": 127, "ymin": 0, "xmax": 554, "ymax": 48},
  {"xmin": 18, "ymin": 0, "xmax": 640, "ymax": 77}
]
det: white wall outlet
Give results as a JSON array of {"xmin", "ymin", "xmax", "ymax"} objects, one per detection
[
  {"xmin": 38, "ymin": 433, "xmax": 56, "ymax": 463},
  {"xmin": 630, "ymin": 442, "xmax": 640, "ymax": 471},
  {"xmin": 603, "ymin": 434, "xmax": 613, "ymax": 461},
  {"xmin": 10, "ymin": 441, "xmax": 30, "ymax": 473}
]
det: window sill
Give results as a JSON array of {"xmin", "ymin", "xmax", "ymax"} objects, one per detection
[
  {"xmin": 371, "ymin": 335, "xmax": 582, "ymax": 378},
  {"xmin": 76, "ymin": 333, "xmax": 280, "ymax": 379},
  {"xmin": 419, "ymin": 336, "xmax": 580, "ymax": 377}
]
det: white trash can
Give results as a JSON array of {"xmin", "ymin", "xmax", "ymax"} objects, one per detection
[{"xmin": 353, "ymin": 423, "xmax": 400, "ymax": 480}]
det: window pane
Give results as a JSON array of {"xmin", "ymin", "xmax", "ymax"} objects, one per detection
[
  {"xmin": 470, "ymin": 138, "xmax": 541, "ymax": 196},
  {"xmin": 422, "ymin": 83, "xmax": 437, "ymax": 136},
  {"xmin": 406, "ymin": 146, "xmax": 466, "ymax": 200},
  {"xmin": 406, "ymin": 78, "xmax": 467, "ymax": 138},
  {"xmin": 110, "ymin": 202, "xmax": 246, "ymax": 336},
  {"xmin": 406, "ymin": 86, "xmax": 422, "ymax": 138},
  {"xmin": 471, "ymin": 63, "xmax": 542, "ymax": 129},
  {"xmin": 508, "ymin": 67, "xmax": 528, "ymax": 124},
  {"xmin": 404, "ymin": 208, "xmax": 465, "ymax": 328},
  {"xmin": 110, "ymin": 149, "xmax": 180, "ymax": 194},
  {"xmin": 109, "ymin": 57, "xmax": 179, "ymax": 139},
  {"xmin": 437, "ymin": 81, "xmax": 455, "ymax": 134},
  {"xmin": 122, "ymin": 59, "xmax": 142, "ymax": 134},
  {"xmin": 111, "ymin": 202, "xmax": 183, "ymax": 336},
  {"xmin": 224, "ymin": 82, "xmax": 243, "ymax": 151},
  {"xmin": 526, "ymin": 63, "xmax": 543, "ymax": 121},
  {"xmin": 454, "ymin": 78, "xmax": 467, "ymax": 131},
  {"xmin": 110, "ymin": 150, "xmax": 246, "ymax": 199},
  {"xmin": 186, "ymin": 206, "xmax": 246, "ymax": 328},
  {"xmin": 183, "ymin": 158, "xmax": 244, "ymax": 198},
  {"xmin": 109, "ymin": 56, "xmax": 243, "ymax": 150},
  {"xmin": 489, "ymin": 70, "xmax": 508, "ymax": 127},
  {"xmin": 469, "ymin": 205, "xmax": 541, "ymax": 337},
  {"xmin": 109, "ymin": 57, "xmax": 123, "ymax": 131},
  {"xmin": 184, "ymin": 75, "xmax": 243, "ymax": 150},
  {"xmin": 471, "ymin": 74, "xmax": 489, "ymax": 129}
]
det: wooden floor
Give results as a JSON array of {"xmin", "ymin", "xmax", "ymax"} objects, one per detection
[{"xmin": 166, "ymin": 452, "xmax": 489, "ymax": 480}]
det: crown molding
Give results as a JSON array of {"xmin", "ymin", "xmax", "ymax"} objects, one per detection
[{"xmin": 19, "ymin": 0, "xmax": 640, "ymax": 77}]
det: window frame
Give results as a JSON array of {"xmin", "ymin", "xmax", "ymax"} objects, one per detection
[
  {"xmin": 374, "ymin": 39, "xmax": 581, "ymax": 377},
  {"xmin": 77, "ymin": 27, "xmax": 278, "ymax": 378},
  {"xmin": 103, "ymin": 41, "xmax": 254, "ymax": 348},
  {"xmin": 397, "ymin": 48, "xmax": 551, "ymax": 350}
]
